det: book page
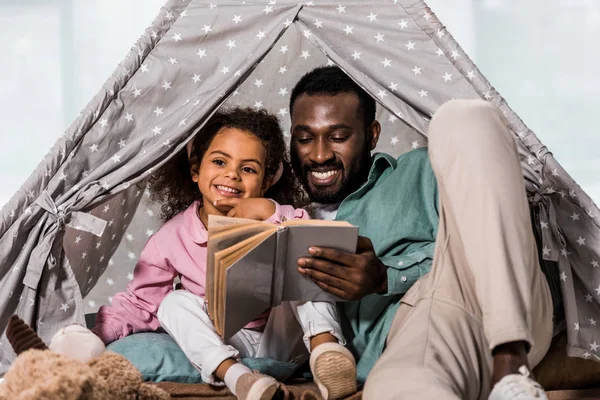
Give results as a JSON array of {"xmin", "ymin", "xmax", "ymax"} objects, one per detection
[
  {"xmin": 208, "ymin": 214, "xmax": 259, "ymax": 229},
  {"xmin": 206, "ymin": 222, "xmax": 275, "ymax": 318},
  {"xmin": 280, "ymin": 224, "xmax": 359, "ymax": 302},
  {"xmin": 282, "ymin": 219, "xmax": 352, "ymax": 227},
  {"xmin": 211, "ymin": 229, "xmax": 275, "ymax": 335}
]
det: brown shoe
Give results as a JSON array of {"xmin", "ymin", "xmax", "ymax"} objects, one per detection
[
  {"xmin": 235, "ymin": 372, "xmax": 280, "ymax": 400},
  {"xmin": 310, "ymin": 343, "xmax": 357, "ymax": 400}
]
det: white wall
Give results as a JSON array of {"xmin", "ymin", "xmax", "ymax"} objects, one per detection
[
  {"xmin": 0, "ymin": 0, "xmax": 165, "ymax": 208},
  {"xmin": 428, "ymin": 0, "xmax": 600, "ymax": 202},
  {"xmin": 1, "ymin": 0, "xmax": 599, "ymax": 207}
]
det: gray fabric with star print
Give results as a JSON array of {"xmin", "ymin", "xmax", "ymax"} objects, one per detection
[{"xmin": 0, "ymin": 0, "xmax": 599, "ymax": 372}]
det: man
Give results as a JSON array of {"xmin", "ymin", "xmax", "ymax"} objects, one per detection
[{"xmin": 289, "ymin": 66, "xmax": 554, "ymax": 400}]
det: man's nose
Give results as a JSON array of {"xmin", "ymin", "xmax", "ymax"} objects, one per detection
[{"xmin": 311, "ymin": 139, "xmax": 335, "ymax": 164}]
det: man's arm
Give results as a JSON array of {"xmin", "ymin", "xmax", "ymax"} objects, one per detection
[
  {"xmin": 377, "ymin": 242, "xmax": 435, "ymax": 296},
  {"xmin": 297, "ymin": 238, "xmax": 435, "ymax": 300}
]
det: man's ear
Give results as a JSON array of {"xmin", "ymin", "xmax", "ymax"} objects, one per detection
[{"xmin": 368, "ymin": 120, "xmax": 381, "ymax": 151}]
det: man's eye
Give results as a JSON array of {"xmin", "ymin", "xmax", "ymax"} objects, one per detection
[
  {"xmin": 212, "ymin": 159, "xmax": 225, "ymax": 166},
  {"xmin": 331, "ymin": 136, "xmax": 349, "ymax": 143},
  {"xmin": 296, "ymin": 137, "xmax": 312, "ymax": 144}
]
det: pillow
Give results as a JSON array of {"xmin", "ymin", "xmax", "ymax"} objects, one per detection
[{"xmin": 107, "ymin": 332, "xmax": 300, "ymax": 383}]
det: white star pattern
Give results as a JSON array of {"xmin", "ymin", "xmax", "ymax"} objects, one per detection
[
  {"xmin": 577, "ymin": 236, "xmax": 587, "ymax": 246},
  {"xmin": 352, "ymin": 51, "xmax": 362, "ymax": 60},
  {"xmin": 337, "ymin": 4, "xmax": 346, "ymax": 13},
  {"xmin": 412, "ymin": 66, "xmax": 422, "ymax": 75},
  {"xmin": 367, "ymin": 13, "xmax": 378, "ymax": 22},
  {"xmin": 226, "ymin": 40, "xmax": 236, "ymax": 50},
  {"xmin": 374, "ymin": 33, "xmax": 385, "ymax": 43},
  {"xmin": 571, "ymin": 212, "xmax": 580, "ymax": 221},
  {"xmin": 591, "ymin": 341, "xmax": 600, "ymax": 352},
  {"xmin": 301, "ymin": 51, "xmax": 311, "ymax": 60},
  {"xmin": 202, "ymin": 25, "xmax": 212, "ymax": 34},
  {"xmin": 388, "ymin": 82, "xmax": 398, "ymax": 91},
  {"xmin": 381, "ymin": 58, "xmax": 392, "ymax": 68},
  {"xmin": 406, "ymin": 41, "xmax": 416, "ymax": 50},
  {"xmin": 232, "ymin": 15, "xmax": 242, "ymax": 24},
  {"xmin": 398, "ymin": 19, "xmax": 408, "ymax": 29},
  {"xmin": 192, "ymin": 74, "xmax": 202, "ymax": 83},
  {"xmin": 586, "ymin": 293, "xmax": 594, "ymax": 302},
  {"xmin": 560, "ymin": 271, "xmax": 567, "ymax": 282},
  {"xmin": 343, "ymin": 25, "xmax": 354, "ymax": 35},
  {"xmin": 197, "ymin": 48, "xmax": 207, "ymax": 58},
  {"xmin": 162, "ymin": 81, "xmax": 172, "ymax": 91},
  {"xmin": 256, "ymin": 31, "xmax": 266, "ymax": 39}
]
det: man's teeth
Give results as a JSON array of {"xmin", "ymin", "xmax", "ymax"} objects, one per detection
[
  {"xmin": 216, "ymin": 185, "xmax": 241, "ymax": 194},
  {"xmin": 311, "ymin": 170, "xmax": 339, "ymax": 179}
]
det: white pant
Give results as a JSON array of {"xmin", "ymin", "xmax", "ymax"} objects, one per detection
[{"xmin": 157, "ymin": 290, "xmax": 344, "ymax": 384}]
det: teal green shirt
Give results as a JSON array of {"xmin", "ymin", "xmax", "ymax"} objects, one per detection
[{"xmin": 334, "ymin": 148, "xmax": 439, "ymax": 383}]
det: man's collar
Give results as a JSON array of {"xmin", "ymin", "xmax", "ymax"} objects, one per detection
[{"xmin": 185, "ymin": 200, "xmax": 208, "ymax": 245}]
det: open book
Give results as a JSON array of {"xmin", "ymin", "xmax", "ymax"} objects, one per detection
[{"xmin": 206, "ymin": 215, "xmax": 359, "ymax": 339}]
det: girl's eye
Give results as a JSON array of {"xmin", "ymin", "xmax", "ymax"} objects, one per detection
[
  {"xmin": 241, "ymin": 167, "xmax": 257, "ymax": 174},
  {"xmin": 212, "ymin": 159, "xmax": 225, "ymax": 166}
]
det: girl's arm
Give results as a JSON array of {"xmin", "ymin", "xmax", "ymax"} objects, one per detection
[
  {"xmin": 92, "ymin": 237, "xmax": 177, "ymax": 344},
  {"xmin": 264, "ymin": 201, "xmax": 310, "ymax": 223}
]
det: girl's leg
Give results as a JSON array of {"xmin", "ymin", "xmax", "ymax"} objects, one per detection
[
  {"xmin": 158, "ymin": 290, "xmax": 279, "ymax": 399},
  {"xmin": 156, "ymin": 290, "xmax": 251, "ymax": 384},
  {"xmin": 292, "ymin": 301, "xmax": 357, "ymax": 400}
]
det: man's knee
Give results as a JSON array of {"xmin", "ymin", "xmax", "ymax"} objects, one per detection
[{"xmin": 428, "ymin": 99, "xmax": 508, "ymax": 151}]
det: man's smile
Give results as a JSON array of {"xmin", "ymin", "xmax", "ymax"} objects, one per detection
[{"xmin": 308, "ymin": 169, "xmax": 342, "ymax": 186}]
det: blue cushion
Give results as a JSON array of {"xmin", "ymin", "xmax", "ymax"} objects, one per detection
[{"xmin": 107, "ymin": 332, "xmax": 300, "ymax": 383}]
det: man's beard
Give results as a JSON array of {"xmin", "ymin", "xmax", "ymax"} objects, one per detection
[{"xmin": 291, "ymin": 150, "xmax": 372, "ymax": 204}]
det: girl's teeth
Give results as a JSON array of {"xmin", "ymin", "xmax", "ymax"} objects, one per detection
[{"xmin": 216, "ymin": 185, "xmax": 240, "ymax": 194}]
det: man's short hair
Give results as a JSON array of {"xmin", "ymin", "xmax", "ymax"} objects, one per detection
[{"xmin": 289, "ymin": 66, "xmax": 376, "ymax": 130}]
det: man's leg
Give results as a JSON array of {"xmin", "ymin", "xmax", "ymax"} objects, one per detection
[{"xmin": 364, "ymin": 99, "xmax": 553, "ymax": 400}]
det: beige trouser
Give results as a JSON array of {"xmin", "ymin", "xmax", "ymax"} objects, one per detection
[{"xmin": 363, "ymin": 100, "xmax": 553, "ymax": 400}]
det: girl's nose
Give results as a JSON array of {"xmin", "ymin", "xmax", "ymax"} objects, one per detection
[{"xmin": 224, "ymin": 168, "xmax": 241, "ymax": 181}]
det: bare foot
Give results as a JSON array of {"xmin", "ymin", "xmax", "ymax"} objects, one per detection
[{"xmin": 491, "ymin": 341, "xmax": 530, "ymax": 387}]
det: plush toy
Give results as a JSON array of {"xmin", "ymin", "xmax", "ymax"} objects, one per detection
[{"xmin": 0, "ymin": 315, "xmax": 170, "ymax": 400}]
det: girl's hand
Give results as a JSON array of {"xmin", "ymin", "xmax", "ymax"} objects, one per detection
[{"xmin": 213, "ymin": 198, "xmax": 276, "ymax": 221}]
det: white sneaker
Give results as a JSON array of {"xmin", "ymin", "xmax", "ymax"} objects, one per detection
[
  {"xmin": 488, "ymin": 366, "xmax": 548, "ymax": 400},
  {"xmin": 309, "ymin": 342, "xmax": 357, "ymax": 400}
]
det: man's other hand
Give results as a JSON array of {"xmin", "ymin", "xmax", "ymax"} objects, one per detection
[{"xmin": 297, "ymin": 236, "xmax": 388, "ymax": 300}]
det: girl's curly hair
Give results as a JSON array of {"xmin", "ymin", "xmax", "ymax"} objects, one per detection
[{"xmin": 148, "ymin": 107, "xmax": 307, "ymax": 221}]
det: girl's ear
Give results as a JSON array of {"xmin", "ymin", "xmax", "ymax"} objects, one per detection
[{"xmin": 190, "ymin": 164, "xmax": 200, "ymax": 183}]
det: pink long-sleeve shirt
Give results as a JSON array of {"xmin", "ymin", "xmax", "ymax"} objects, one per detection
[{"xmin": 92, "ymin": 200, "xmax": 309, "ymax": 344}]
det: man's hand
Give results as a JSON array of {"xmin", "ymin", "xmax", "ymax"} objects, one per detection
[
  {"xmin": 297, "ymin": 236, "xmax": 388, "ymax": 300},
  {"xmin": 213, "ymin": 198, "xmax": 276, "ymax": 221}
]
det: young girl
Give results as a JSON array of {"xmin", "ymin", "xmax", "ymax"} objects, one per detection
[{"xmin": 92, "ymin": 108, "xmax": 357, "ymax": 400}]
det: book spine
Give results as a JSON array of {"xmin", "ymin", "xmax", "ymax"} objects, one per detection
[{"xmin": 270, "ymin": 226, "xmax": 289, "ymax": 307}]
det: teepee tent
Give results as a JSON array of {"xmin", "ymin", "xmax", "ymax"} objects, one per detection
[{"xmin": 1, "ymin": 0, "xmax": 599, "ymax": 372}]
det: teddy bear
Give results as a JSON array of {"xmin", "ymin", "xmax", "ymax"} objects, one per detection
[{"xmin": 0, "ymin": 315, "xmax": 170, "ymax": 400}]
